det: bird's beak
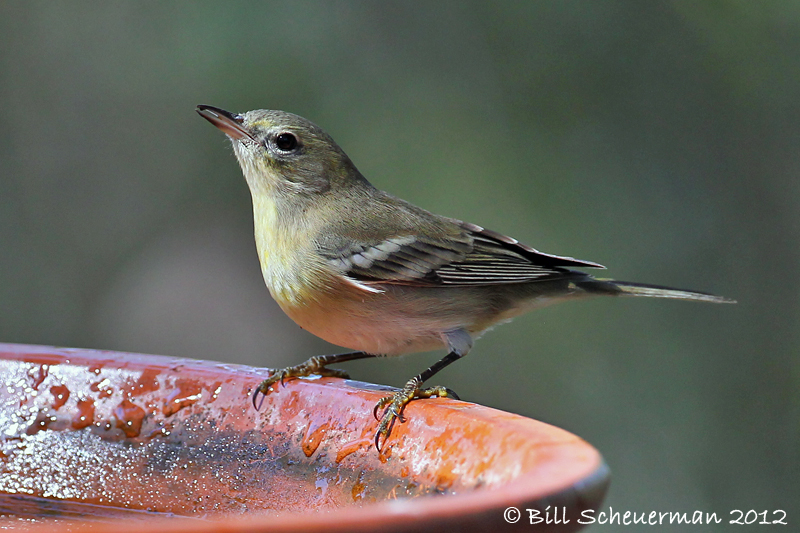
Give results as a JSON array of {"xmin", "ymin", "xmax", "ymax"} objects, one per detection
[{"xmin": 196, "ymin": 105, "xmax": 255, "ymax": 142}]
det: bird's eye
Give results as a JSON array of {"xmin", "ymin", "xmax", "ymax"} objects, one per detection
[{"xmin": 274, "ymin": 132, "xmax": 298, "ymax": 152}]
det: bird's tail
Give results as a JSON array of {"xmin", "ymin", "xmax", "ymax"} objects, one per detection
[{"xmin": 577, "ymin": 279, "xmax": 736, "ymax": 304}]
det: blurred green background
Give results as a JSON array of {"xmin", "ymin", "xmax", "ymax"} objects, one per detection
[{"xmin": 1, "ymin": 1, "xmax": 797, "ymax": 529}]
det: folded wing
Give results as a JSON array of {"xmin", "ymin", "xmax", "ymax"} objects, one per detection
[{"xmin": 319, "ymin": 217, "xmax": 604, "ymax": 287}]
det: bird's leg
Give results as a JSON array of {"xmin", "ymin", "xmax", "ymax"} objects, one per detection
[
  {"xmin": 252, "ymin": 351, "xmax": 375, "ymax": 409},
  {"xmin": 373, "ymin": 350, "xmax": 463, "ymax": 451}
]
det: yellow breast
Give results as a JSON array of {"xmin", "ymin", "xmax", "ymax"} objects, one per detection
[{"xmin": 251, "ymin": 194, "xmax": 333, "ymax": 308}]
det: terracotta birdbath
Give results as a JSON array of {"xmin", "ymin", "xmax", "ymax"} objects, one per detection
[{"xmin": 0, "ymin": 343, "xmax": 608, "ymax": 532}]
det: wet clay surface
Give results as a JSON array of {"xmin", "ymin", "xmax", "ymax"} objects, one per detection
[{"xmin": 0, "ymin": 343, "xmax": 608, "ymax": 531}]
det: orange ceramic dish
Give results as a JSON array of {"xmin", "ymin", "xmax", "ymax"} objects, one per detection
[{"xmin": 0, "ymin": 343, "xmax": 608, "ymax": 532}]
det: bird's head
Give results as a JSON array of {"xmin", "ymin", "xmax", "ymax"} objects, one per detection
[{"xmin": 197, "ymin": 105, "xmax": 365, "ymax": 197}]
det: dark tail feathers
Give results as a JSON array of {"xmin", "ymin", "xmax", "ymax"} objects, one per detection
[{"xmin": 577, "ymin": 279, "xmax": 736, "ymax": 304}]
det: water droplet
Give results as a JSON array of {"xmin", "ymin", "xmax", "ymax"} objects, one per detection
[
  {"xmin": 28, "ymin": 365, "xmax": 49, "ymax": 390},
  {"xmin": 113, "ymin": 399, "xmax": 145, "ymax": 438},
  {"xmin": 335, "ymin": 438, "xmax": 371, "ymax": 464},
  {"xmin": 25, "ymin": 412, "xmax": 51, "ymax": 435},
  {"xmin": 300, "ymin": 421, "xmax": 329, "ymax": 458},
  {"xmin": 71, "ymin": 398, "xmax": 95, "ymax": 429},
  {"xmin": 162, "ymin": 388, "xmax": 202, "ymax": 417},
  {"xmin": 49, "ymin": 384, "xmax": 70, "ymax": 410}
]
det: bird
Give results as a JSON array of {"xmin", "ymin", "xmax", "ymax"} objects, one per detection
[{"xmin": 196, "ymin": 104, "xmax": 734, "ymax": 450}]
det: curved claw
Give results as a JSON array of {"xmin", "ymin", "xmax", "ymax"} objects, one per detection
[
  {"xmin": 250, "ymin": 354, "xmax": 362, "ymax": 413},
  {"xmin": 443, "ymin": 387, "xmax": 460, "ymax": 401},
  {"xmin": 372, "ymin": 397, "xmax": 391, "ymax": 421},
  {"xmin": 251, "ymin": 372, "xmax": 282, "ymax": 411},
  {"xmin": 387, "ymin": 403, "xmax": 406, "ymax": 424},
  {"xmin": 373, "ymin": 396, "xmax": 410, "ymax": 452},
  {"xmin": 372, "ymin": 383, "xmax": 458, "ymax": 451},
  {"xmin": 252, "ymin": 382, "xmax": 270, "ymax": 411},
  {"xmin": 255, "ymin": 368, "xmax": 305, "ymax": 411}
]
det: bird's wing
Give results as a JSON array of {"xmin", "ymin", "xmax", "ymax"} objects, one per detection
[
  {"xmin": 317, "ymin": 211, "xmax": 604, "ymax": 287},
  {"xmin": 434, "ymin": 222, "xmax": 604, "ymax": 285}
]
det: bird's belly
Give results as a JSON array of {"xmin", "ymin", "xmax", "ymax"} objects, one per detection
[
  {"xmin": 274, "ymin": 279, "xmax": 581, "ymax": 356},
  {"xmin": 276, "ymin": 284, "xmax": 470, "ymax": 356},
  {"xmin": 281, "ymin": 295, "xmax": 453, "ymax": 356}
]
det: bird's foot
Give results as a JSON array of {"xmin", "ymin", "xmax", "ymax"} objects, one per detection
[
  {"xmin": 252, "ymin": 356, "xmax": 350, "ymax": 410},
  {"xmin": 373, "ymin": 378, "xmax": 459, "ymax": 451}
]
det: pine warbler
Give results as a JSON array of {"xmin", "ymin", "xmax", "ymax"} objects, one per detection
[{"xmin": 197, "ymin": 105, "xmax": 734, "ymax": 450}]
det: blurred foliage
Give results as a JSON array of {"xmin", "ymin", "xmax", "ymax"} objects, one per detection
[{"xmin": 0, "ymin": 1, "xmax": 797, "ymax": 528}]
